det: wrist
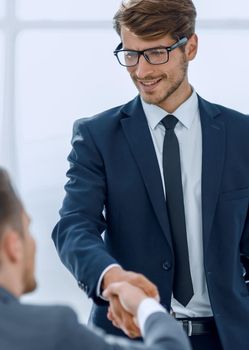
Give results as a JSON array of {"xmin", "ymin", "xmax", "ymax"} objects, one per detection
[
  {"xmin": 137, "ymin": 298, "xmax": 166, "ymax": 336},
  {"xmin": 133, "ymin": 295, "xmax": 148, "ymax": 315},
  {"xmin": 102, "ymin": 266, "xmax": 125, "ymax": 290}
]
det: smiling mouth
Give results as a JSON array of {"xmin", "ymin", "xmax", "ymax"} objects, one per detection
[{"xmin": 138, "ymin": 78, "xmax": 162, "ymax": 87}]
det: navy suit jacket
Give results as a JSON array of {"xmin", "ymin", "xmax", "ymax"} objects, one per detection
[{"xmin": 52, "ymin": 95, "xmax": 249, "ymax": 350}]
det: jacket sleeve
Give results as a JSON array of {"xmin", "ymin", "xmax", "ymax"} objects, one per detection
[
  {"xmin": 52, "ymin": 119, "xmax": 118, "ymax": 304},
  {"xmin": 56, "ymin": 307, "xmax": 191, "ymax": 350},
  {"xmin": 142, "ymin": 312, "xmax": 191, "ymax": 350}
]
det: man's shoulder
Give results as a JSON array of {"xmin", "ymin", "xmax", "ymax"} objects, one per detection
[
  {"xmin": 0, "ymin": 302, "xmax": 82, "ymax": 350},
  {"xmin": 73, "ymin": 96, "xmax": 139, "ymax": 130},
  {"xmin": 199, "ymin": 95, "xmax": 248, "ymax": 121},
  {"xmin": 21, "ymin": 302, "xmax": 77, "ymax": 322},
  {"xmin": 216, "ymin": 103, "xmax": 248, "ymax": 120},
  {"xmin": 4, "ymin": 301, "xmax": 78, "ymax": 328}
]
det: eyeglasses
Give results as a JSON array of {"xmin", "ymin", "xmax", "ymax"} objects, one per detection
[{"xmin": 113, "ymin": 37, "xmax": 188, "ymax": 67}]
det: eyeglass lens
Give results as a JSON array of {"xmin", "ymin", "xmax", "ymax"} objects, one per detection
[{"xmin": 118, "ymin": 48, "xmax": 169, "ymax": 67}]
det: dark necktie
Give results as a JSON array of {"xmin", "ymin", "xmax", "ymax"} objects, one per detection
[{"xmin": 161, "ymin": 114, "xmax": 194, "ymax": 306}]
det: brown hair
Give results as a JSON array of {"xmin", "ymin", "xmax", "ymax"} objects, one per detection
[
  {"xmin": 0, "ymin": 168, "xmax": 23, "ymax": 239},
  {"xmin": 113, "ymin": 0, "xmax": 197, "ymax": 40}
]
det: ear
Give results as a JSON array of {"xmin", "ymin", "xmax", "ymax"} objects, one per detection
[
  {"xmin": 185, "ymin": 34, "xmax": 198, "ymax": 61},
  {"xmin": 3, "ymin": 229, "xmax": 23, "ymax": 263}
]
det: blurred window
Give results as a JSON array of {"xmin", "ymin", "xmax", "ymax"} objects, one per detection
[
  {"xmin": 195, "ymin": 0, "xmax": 249, "ymax": 20},
  {"xmin": 0, "ymin": 31, "xmax": 4, "ymax": 137},
  {"xmin": 190, "ymin": 29, "xmax": 249, "ymax": 113},
  {"xmin": 16, "ymin": 0, "xmax": 121, "ymax": 20},
  {"xmin": 0, "ymin": 0, "xmax": 5, "ymax": 19}
]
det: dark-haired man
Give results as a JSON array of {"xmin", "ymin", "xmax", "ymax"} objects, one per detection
[
  {"xmin": 0, "ymin": 167, "xmax": 191, "ymax": 350},
  {"xmin": 52, "ymin": 1, "xmax": 249, "ymax": 349}
]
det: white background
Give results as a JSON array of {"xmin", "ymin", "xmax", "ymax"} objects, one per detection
[{"xmin": 0, "ymin": 0, "xmax": 249, "ymax": 323}]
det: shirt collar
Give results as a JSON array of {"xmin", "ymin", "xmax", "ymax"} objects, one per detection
[
  {"xmin": 0, "ymin": 286, "xmax": 19, "ymax": 304},
  {"xmin": 141, "ymin": 90, "xmax": 199, "ymax": 130}
]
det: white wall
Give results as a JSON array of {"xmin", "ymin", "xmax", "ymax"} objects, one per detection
[
  {"xmin": 0, "ymin": 0, "xmax": 249, "ymax": 323},
  {"xmin": 0, "ymin": 32, "xmax": 4, "ymax": 134}
]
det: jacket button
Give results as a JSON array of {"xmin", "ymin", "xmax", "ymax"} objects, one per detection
[
  {"xmin": 162, "ymin": 261, "xmax": 172, "ymax": 271},
  {"xmin": 78, "ymin": 281, "xmax": 85, "ymax": 289}
]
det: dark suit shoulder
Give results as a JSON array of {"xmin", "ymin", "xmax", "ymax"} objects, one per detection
[
  {"xmin": 217, "ymin": 105, "xmax": 249, "ymax": 143},
  {"xmin": 215, "ymin": 103, "xmax": 248, "ymax": 121},
  {"xmin": 71, "ymin": 98, "xmax": 140, "ymax": 147},
  {"xmin": 199, "ymin": 96, "xmax": 249, "ymax": 134},
  {"xmin": 74, "ymin": 102, "xmax": 127, "ymax": 130},
  {"xmin": 199, "ymin": 95, "xmax": 248, "ymax": 120}
]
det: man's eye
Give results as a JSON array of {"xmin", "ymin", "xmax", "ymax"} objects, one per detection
[
  {"xmin": 149, "ymin": 49, "xmax": 166, "ymax": 57},
  {"xmin": 125, "ymin": 51, "xmax": 137, "ymax": 59}
]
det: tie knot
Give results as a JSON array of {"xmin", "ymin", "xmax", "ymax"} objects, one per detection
[{"xmin": 161, "ymin": 114, "xmax": 178, "ymax": 130}]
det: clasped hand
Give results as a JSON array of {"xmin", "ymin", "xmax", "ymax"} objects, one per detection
[{"xmin": 102, "ymin": 268, "xmax": 159, "ymax": 338}]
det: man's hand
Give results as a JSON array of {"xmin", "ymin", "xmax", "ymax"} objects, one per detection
[
  {"xmin": 102, "ymin": 266, "xmax": 159, "ymax": 299},
  {"xmin": 102, "ymin": 267, "xmax": 159, "ymax": 338},
  {"xmin": 103, "ymin": 281, "xmax": 148, "ymax": 316}
]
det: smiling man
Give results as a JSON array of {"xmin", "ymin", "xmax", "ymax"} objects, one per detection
[
  {"xmin": 52, "ymin": 1, "xmax": 249, "ymax": 350},
  {"xmin": 118, "ymin": 31, "xmax": 191, "ymax": 110}
]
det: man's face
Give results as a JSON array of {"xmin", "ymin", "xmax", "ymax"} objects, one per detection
[
  {"xmin": 20, "ymin": 212, "xmax": 37, "ymax": 294},
  {"xmin": 120, "ymin": 28, "xmax": 197, "ymax": 111}
]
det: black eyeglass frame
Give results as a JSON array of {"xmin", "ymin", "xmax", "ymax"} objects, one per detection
[{"xmin": 113, "ymin": 37, "xmax": 188, "ymax": 67}]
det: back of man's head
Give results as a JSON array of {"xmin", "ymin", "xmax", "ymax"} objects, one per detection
[
  {"xmin": 0, "ymin": 168, "xmax": 37, "ymax": 297},
  {"xmin": 0, "ymin": 168, "xmax": 23, "ymax": 240}
]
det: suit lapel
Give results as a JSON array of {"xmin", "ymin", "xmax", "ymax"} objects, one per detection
[
  {"xmin": 199, "ymin": 96, "xmax": 226, "ymax": 252},
  {"xmin": 119, "ymin": 95, "xmax": 225, "ymax": 251},
  {"xmin": 120, "ymin": 97, "xmax": 173, "ymax": 249}
]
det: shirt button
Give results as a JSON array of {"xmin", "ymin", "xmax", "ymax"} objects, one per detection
[{"xmin": 162, "ymin": 261, "xmax": 172, "ymax": 271}]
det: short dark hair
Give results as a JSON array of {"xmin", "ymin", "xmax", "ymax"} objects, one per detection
[
  {"xmin": 113, "ymin": 0, "xmax": 197, "ymax": 40},
  {"xmin": 0, "ymin": 168, "xmax": 23, "ymax": 239}
]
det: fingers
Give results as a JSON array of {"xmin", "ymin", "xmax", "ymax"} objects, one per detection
[
  {"xmin": 108, "ymin": 295, "xmax": 123, "ymax": 325},
  {"xmin": 107, "ymin": 307, "xmax": 121, "ymax": 329},
  {"xmin": 103, "ymin": 282, "xmax": 123, "ymax": 299},
  {"xmin": 122, "ymin": 272, "xmax": 159, "ymax": 301},
  {"xmin": 108, "ymin": 295, "xmax": 141, "ymax": 338},
  {"xmin": 104, "ymin": 281, "xmax": 145, "ymax": 316},
  {"xmin": 131, "ymin": 273, "xmax": 160, "ymax": 300},
  {"xmin": 103, "ymin": 272, "xmax": 159, "ymax": 301}
]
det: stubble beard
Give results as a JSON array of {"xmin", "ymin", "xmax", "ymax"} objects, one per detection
[
  {"xmin": 132, "ymin": 56, "xmax": 188, "ymax": 107},
  {"xmin": 23, "ymin": 276, "xmax": 37, "ymax": 294},
  {"xmin": 22, "ymin": 262, "xmax": 37, "ymax": 294}
]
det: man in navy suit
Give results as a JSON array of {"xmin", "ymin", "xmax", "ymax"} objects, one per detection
[
  {"xmin": 0, "ymin": 167, "xmax": 191, "ymax": 350},
  {"xmin": 52, "ymin": 1, "xmax": 249, "ymax": 349}
]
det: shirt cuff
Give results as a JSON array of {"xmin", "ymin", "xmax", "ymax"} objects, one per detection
[
  {"xmin": 137, "ymin": 298, "xmax": 166, "ymax": 336},
  {"xmin": 96, "ymin": 264, "xmax": 121, "ymax": 300}
]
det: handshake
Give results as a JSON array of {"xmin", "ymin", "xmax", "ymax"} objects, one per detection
[{"xmin": 102, "ymin": 266, "xmax": 160, "ymax": 338}]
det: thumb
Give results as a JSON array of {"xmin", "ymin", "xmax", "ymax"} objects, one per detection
[{"xmin": 103, "ymin": 282, "xmax": 122, "ymax": 299}]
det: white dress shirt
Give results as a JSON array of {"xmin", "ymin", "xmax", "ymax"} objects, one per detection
[{"xmin": 141, "ymin": 90, "xmax": 212, "ymax": 318}]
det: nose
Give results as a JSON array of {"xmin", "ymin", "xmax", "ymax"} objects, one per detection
[{"xmin": 135, "ymin": 55, "xmax": 154, "ymax": 79}]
